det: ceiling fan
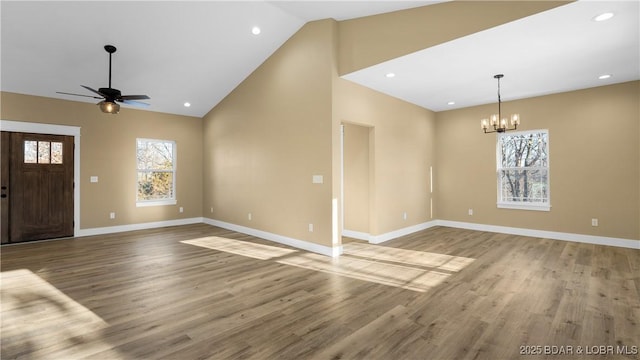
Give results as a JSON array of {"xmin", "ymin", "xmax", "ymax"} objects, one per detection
[{"xmin": 57, "ymin": 45, "xmax": 150, "ymax": 114}]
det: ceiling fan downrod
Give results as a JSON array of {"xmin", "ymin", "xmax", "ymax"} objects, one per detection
[{"xmin": 104, "ymin": 45, "xmax": 116, "ymax": 89}]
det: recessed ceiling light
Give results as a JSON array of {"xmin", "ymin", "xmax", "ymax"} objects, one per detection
[
  {"xmin": 184, "ymin": 102, "xmax": 191, "ymax": 107},
  {"xmin": 385, "ymin": 72, "xmax": 395, "ymax": 78},
  {"xmin": 447, "ymin": 101, "xmax": 455, "ymax": 105},
  {"xmin": 251, "ymin": 26, "xmax": 261, "ymax": 35},
  {"xmin": 598, "ymin": 74, "xmax": 612, "ymax": 80},
  {"xmin": 593, "ymin": 12, "xmax": 614, "ymax": 22}
]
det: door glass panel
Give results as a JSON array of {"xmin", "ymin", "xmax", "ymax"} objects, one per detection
[
  {"xmin": 38, "ymin": 141, "xmax": 50, "ymax": 164},
  {"xmin": 24, "ymin": 141, "xmax": 37, "ymax": 163},
  {"xmin": 51, "ymin": 142, "xmax": 63, "ymax": 164}
]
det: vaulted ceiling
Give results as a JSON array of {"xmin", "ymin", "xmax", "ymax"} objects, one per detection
[{"xmin": 1, "ymin": 1, "xmax": 638, "ymax": 117}]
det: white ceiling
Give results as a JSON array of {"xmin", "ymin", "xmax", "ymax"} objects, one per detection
[
  {"xmin": 1, "ymin": 1, "xmax": 638, "ymax": 118},
  {"xmin": 344, "ymin": 1, "xmax": 640, "ymax": 112}
]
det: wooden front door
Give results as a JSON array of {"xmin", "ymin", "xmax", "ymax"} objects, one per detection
[{"xmin": 1, "ymin": 131, "xmax": 74, "ymax": 243}]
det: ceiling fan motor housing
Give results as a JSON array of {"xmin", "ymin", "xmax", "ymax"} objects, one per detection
[{"xmin": 99, "ymin": 87, "xmax": 122, "ymax": 101}]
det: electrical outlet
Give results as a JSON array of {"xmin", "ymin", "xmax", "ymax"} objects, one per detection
[
  {"xmin": 210, "ymin": 207, "xmax": 213, "ymax": 213},
  {"xmin": 308, "ymin": 223, "xmax": 314, "ymax": 232},
  {"xmin": 248, "ymin": 213, "xmax": 252, "ymax": 221},
  {"xmin": 591, "ymin": 218, "xmax": 599, "ymax": 227},
  {"xmin": 468, "ymin": 208, "xmax": 473, "ymax": 216}
]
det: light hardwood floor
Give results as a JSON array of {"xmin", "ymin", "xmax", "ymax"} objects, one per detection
[{"xmin": 1, "ymin": 224, "xmax": 638, "ymax": 359}]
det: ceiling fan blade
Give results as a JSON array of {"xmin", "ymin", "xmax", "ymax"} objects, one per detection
[
  {"xmin": 120, "ymin": 94, "xmax": 150, "ymax": 100},
  {"xmin": 120, "ymin": 99, "xmax": 150, "ymax": 108},
  {"xmin": 56, "ymin": 91, "xmax": 103, "ymax": 99},
  {"xmin": 81, "ymin": 85, "xmax": 106, "ymax": 97}
]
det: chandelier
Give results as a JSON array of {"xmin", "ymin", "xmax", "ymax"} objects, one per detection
[{"xmin": 481, "ymin": 74, "xmax": 520, "ymax": 133}]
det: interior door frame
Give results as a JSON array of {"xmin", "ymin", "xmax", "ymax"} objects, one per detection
[
  {"xmin": 1, "ymin": 120, "xmax": 81, "ymax": 238},
  {"xmin": 341, "ymin": 122, "xmax": 375, "ymax": 240}
]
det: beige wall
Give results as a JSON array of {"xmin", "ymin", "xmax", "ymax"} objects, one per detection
[
  {"xmin": 202, "ymin": 20, "xmax": 335, "ymax": 247},
  {"xmin": 343, "ymin": 123, "xmax": 371, "ymax": 233},
  {"xmin": 0, "ymin": 92, "xmax": 203, "ymax": 229},
  {"xmin": 435, "ymin": 81, "xmax": 640, "ymax": 241},
  {"xmin": 202, "ymin": 16, "xmax": 438, "ymax": 244},
  {"xmin": 337, "ymin": 1, "xmax": 570, "ymax": 75},
  {"xmin": 334, "ymin": 79, "xmax": 436, "ymax": 236}
]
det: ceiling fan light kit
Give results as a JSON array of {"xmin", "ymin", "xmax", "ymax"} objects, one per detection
[
  {"xmin": 481, "ymin": 74, "xmax": 521, "ymax": 134},
  {"xmin": 99, "ymin": 100, "xmax": 120, "ymax": 114},
  {"xmin": 56, "ymin": 45, "xmax": 150, "ymax": 114}
]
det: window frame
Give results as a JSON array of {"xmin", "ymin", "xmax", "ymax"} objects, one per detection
[
  {"xmin": 496, "ymin": 129, "xmax": 550, "ymax": 212},
  {"xmin": 135, "ymin": 138, "xmax": 177, "ymax": 207}
]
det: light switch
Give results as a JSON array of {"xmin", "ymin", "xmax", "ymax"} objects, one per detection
[
  {"xmin": 312, "ymin": 175, "xmax": 323, "ymax": 184},
  {"xmin": 90, "ymin": 176, "xmax": 98, "ymax": 183}
]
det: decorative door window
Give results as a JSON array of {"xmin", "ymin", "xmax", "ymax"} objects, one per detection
[{"xmin": 24, "ymin": 140, "xmax": 63, "ymax": 164}]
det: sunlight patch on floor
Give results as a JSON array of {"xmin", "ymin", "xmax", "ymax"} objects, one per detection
[
  {"xmin": 342, "ymin": 242, "xmax": 475, "ymax": 272},
  {"xmin": 182, "ymin": 236, "xmax": 297, "ymax": 260},
  {"xmin": 182, "ymin": 237, "xmax": 475, "ymax": 292},
  {"xmin": 278, "ymin": 251, "xmax": 451, "ymax": 292},
  {"xmin": 0, "ymin": 269, "xmax": 123, "ymax": 359}
]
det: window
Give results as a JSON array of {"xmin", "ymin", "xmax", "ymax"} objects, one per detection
[
  {"xmin": 136, "ymin": 138, "xmax": 176, "ymax": 206},
  {"xmin": 24, "ymin": 140, "xmax": 63, "ymax": 164},
  {"xmin": 497, "ymin": 130, "xmax": 550, "ymax": 211}
]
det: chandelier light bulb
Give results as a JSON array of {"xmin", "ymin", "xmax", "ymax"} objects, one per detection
[
  {"xmin": 511, "ymin": 114, "xmax": 520, "ymax": 126},
  {"xmin": 490, "ymin": 114, "xmax": 499, "ymax": 126}
]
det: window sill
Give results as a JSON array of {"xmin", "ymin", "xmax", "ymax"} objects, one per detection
[
  {"xmin": 497, "ymin": 203, "xmax": 550, "ymax": 212},
  {"xmin": 136, "ymin": 199, "xmax": 177, "ymax": 207}
]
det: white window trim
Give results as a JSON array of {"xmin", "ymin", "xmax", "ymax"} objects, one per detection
[
  {"xmin": 497, "ymin": 202, "xmax": 550, "ymax": 212},
  {"xmin": 496, "ymin": 129, "xmax": 550, "ymax": 212},
  {"xmin": 136, "ymin": 199, "xmax": 177, "ymax": 207},
  {"xmin": 135, "ymin": 138, "xmax": 177, "ymax": 207}
]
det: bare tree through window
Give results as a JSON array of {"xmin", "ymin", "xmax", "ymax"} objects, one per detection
[
  {"xmin": 136, "ymin": 139, "xmax": 176, "ymax": 203},
  {"xmin": 498, "ymin": 130, "xmax": 549, "ymax": 210}
]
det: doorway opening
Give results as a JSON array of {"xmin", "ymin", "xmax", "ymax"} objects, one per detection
[{"xmin": 341, "ymin": 123, "xmax": 374, "ymax": 241}]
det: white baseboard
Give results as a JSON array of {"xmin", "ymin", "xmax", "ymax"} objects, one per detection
[
  {"xmin": 77, "ymin": 217, "xmax": 204, "ymax": 237},
  {"xmin": 341, "ymin": 229, "xmax": 371, "ymax": 242},
  {"xmin": 204, "ymin": 218, "xmax": 342, "ymax": 257},
  {"xmin": 345, "ymin": 220, "xmax": 638, "ymax": 250},
  {"xmin": 344, "ymin": 221, "xmax": 439, "ymax": 244},
  {"xmin": 75, "ymin": 217, "xmax": 638, "ymax": 254},
  {"xmin": 435, "ymin": 220, "xmax": 640, "ymax": 250},
  {"xmin": 369, "ymin": 221, "xmax": 439, "ymax": 244}
]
